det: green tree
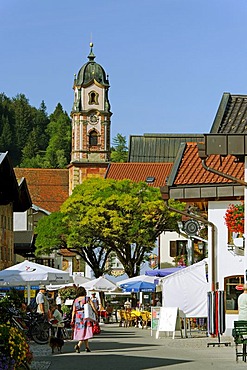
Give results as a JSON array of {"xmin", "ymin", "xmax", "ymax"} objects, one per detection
[
  {"xmin": 0, "ymin": 93, "xmax": 15, "ymax": 162},
  {"xmin": 34, "ymin": 178, "xmax": 184, "ymax": 278},
  {"xmin": 0, "ymin": 118, "xmax": 13, "ymax": 152},
  {"xmin": 111, "ymin": 133, "xmax": 128, "ymax": 162},
  {"xmin": 31, "ymin": 100, "xmax": 50, "ymax": 151},
  {"xmin": 34, "ymin": 211, "xmax": 112, "ymax": 278},
  {"xmin": 61, "ymin": 177, "xmax": 184, "ymax": 277},
  {"xmin": 12, "ymin": 94, "xmax": 33, "ymax": 158},
  {"xmin": 34, "ymin": 212, "xmax": 68, "ymax": 255},
  {"xmin": 43, "ymin": 104, "xmax": 71, "ymax": 168}
]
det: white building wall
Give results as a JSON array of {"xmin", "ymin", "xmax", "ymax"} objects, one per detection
[
  {"xmin": 160, "ymin": 231, "xmax": 188, "ymax": 265},
  {"xmin": 208, "ymin": 200, "xmax": 244, "ymax": 334},
  {"xmin": 13, "ymin": 211, "xmax": 27, "ymax": 230}
]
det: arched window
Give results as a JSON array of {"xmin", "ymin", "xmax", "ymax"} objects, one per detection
[
  {"xmin": 89, "ymin": 130, "xmax": 98, "ymax": 146},
  {"xmin": 88, "ymin": 90, "xmax": 99, "ymax": 105}
]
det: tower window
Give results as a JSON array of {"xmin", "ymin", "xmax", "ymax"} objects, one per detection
[
  {"xmin": 88, "ymin": 91, "xmax": 99, "ymax": 105},
  {"xmin": 89, "ymin": 130, "xmax": 98, "ymax": 146}
]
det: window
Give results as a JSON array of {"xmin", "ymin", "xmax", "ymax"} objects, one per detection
[
  {"xmin": 170, "ymin": 240, "xmax": 187, "ymax": 257},
  {"xmin": 225, "ymin": 275, "xmax": 244, "ymax": 313},
  {"xmin": 88, "ymin": 91, "xmax": 99, "ymax": 105},
  {"xmin": 89, "ymin": 130, "xmax": 98, "ymax": 146},
  {"xmin": 146, "ymin": 177, "xmax": 155, "ymax": 183}
]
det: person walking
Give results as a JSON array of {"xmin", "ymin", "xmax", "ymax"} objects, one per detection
[
  {"xmin": 91, "ymin": 292, "xmax": 99, "ymax": 311},
  {"xmin": 238, "ymin": 283, "xmax": 247, "ymax": 320},
  {"xmin": 71, "ymin": 287, "xmax": 98, "ymax": 353},
  {"xmin": 36, "ymin": 285, "xmax": 49, "ymax": 318}
]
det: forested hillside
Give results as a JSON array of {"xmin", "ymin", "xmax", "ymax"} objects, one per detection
[{"xmin": 0, "ymin": 93, "xmax": 71, "ymax": 168}]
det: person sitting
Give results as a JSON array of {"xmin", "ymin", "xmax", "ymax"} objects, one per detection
[
  {"xmin": 105, "ymin": 302, "xmax": 114, "ymax": 323},
  {"xmin": 124, "ymin": 299, "xmax": 131, "ymax": 310},
  {"xmin": 50, "ymin": 303, "xmax": 64, "ymax": 338}
]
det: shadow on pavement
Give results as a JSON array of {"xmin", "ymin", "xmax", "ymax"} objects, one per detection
[{"xmin": 48, "ymin": 353, "xmax": 192, "ymax": 370}]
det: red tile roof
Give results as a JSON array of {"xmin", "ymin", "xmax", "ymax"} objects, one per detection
[
  {"xmin": 105, "ymin": 163, "xmax": 173, "ymax": 187},
  {"xmin": 14, "ymin": 168, "xmax": 69, "ymax": 213},
  {"xmin": 174, "ymin": 143, "xmax": 244, "ymax": 185},
  {"xmin": 59, "ymin": 248, "xmax": 76, "ymax": 257}
]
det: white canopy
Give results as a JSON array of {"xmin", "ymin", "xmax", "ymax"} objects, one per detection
[
  {"xmin": 160, "ymin": 259, "xmax": 209, "ymax": 318},
  {"xmin": 46, "ymin": 275, "xmax": 91, "ymax": 291},
  {"xmin": 0, "ymin": 260, "xmax": 72, "ymax": 303},
  {"xmin": 83, "ymin": 276, "xmax": 118, "ymax": 292}
]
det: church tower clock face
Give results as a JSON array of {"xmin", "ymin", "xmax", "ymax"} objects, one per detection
[
  {"xmin": 89, "ymin": 113, "xmax": 99, "ymax": 125},
  {"xmin": 69, "ymin": 43, "xmax": 112, "ymax": 193}
]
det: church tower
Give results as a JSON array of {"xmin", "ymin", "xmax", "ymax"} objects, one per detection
[{"xmin": 69, "ymin": 43, "xmax": 112, "ymax": 193}]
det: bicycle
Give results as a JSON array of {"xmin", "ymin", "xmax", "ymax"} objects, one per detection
[
  {"xmin": 3, "ymin": 306, "xmax": 51, "ymax": 344},
  {"xmin": 49, "ymin": 317, "xmax": 71, "ymax": 339}
]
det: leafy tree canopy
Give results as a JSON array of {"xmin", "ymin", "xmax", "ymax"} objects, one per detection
[
  {"xmin": 34, "ymin": 178, "xmax": 185, "ymax": 277},
  {"xmin": 34, "ymin": 212, "xmax": 67, "ymax": 255},
  {"xmin": 111, "ymin": 133, "xmax": 128, "ymax": 162},
  {"xmin": 61, "ymin": 177, "xmax": 184, "ymax": 277},
  {"xmin": 0, "ymin": 93, "xmax": 71, "ymax": 168}
]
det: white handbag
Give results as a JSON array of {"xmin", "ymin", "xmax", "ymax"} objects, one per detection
[{"xmin": 84, "ymin": 302, "xmax": 96, "ymax": 320}]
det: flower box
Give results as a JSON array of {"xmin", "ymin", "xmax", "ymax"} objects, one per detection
[{"xmin": 224, "ymin": 203, "xmax": 244, "ymax": 234}]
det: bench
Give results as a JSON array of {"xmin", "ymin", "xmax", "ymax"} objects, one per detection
[{"xmin": 233, "ymin": 321, "xmax": 247, "ymax": 362}]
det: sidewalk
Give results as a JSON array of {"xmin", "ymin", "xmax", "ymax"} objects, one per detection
[{"xmin": 30, "ymin": 323, "xmax": 247, "ymax": 370}]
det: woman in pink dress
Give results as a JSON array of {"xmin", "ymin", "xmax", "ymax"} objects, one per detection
[{"xmin": 71, "ymin": 287, "xmax": 98, "ymax": 353}]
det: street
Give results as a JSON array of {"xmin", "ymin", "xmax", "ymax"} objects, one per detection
[{"xmin": 30, "ymin": 323, "xmax": 246, "ymax": 370}]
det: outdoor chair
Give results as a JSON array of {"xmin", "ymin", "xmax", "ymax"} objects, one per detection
[
  {"xmin": 131, "ymin": 310, "xmax": 141, "ymax": 327},
  {"xmin": 140, "ymin": 311, "xmax": 151, "ymax": 329},
  {"xmin": 232, "ymin": 320, "xmax": 247, "ymax": 362},
  {"xmin": 119, "ymin": 309, "xmax": 135, "ymax": 327}
]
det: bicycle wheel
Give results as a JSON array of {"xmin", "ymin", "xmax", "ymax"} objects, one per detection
[{"xmin": 31, "ymin": 322, "xmax": 50, "ymax": 344}]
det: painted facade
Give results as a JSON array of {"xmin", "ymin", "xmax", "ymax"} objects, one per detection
[{"xmin": 69, "ymin": 43, "xmax": 112, "ymax": 194}]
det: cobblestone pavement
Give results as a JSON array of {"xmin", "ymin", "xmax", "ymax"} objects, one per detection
[
  {"xmin": 29, "ymin": 324, "xmax": 247, "ymax": 370},
  {"xmin": 30, "ymin": 344, "xmax": 51, "ymax": 370}
]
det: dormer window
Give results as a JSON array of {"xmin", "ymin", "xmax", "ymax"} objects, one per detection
[
  {"xmin": 88, "ymin": 90, "xmax": 99, "ymax": 105},
  {"xmin": 146, "ymin": 176, "xmax": 155, "ymax": 183}
]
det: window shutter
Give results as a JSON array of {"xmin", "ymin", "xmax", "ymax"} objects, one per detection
[{"xmin": 170, "ymin": 241, "xmax": 177, "ymax": 257}]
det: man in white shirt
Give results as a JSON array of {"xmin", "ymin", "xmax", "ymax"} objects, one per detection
[
  {"xmin": 36, "ymin": 285, "xmax": 49, "ymax": 317},
  {"xmin": 56, "ymin": 293, "xmax": 62, "ymax": 306},
  {"xmin": 238, "ymin": 284, "xmax": 247, "ymax": 320}
]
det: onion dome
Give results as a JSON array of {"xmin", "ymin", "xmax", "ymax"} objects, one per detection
[{"xmin": 75, "ymin": 43, "xmax": 109, "ymax": 87}]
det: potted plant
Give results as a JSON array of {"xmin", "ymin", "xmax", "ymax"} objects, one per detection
[
  {"xmin": 0, "ymin": 324, "xmax": 33, "ymax": 369},
  {"xmin": 224, "ymin": 203, "xmax": 244, "ymax": 234}
]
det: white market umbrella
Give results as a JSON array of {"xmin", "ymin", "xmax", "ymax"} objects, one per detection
[
  {"xmin": 46, "ymin": 275, "xmax": 91, "ymax": 291},
  {"xmin": 73, "ymin": 274, "xmax": 91, "ymax": 286},
  {"xmin": 0, "ymin": 260, "xmax": 72, "ymax": 303},
  {"xmin": 82, "ymin": 276, "xmax": 118, "ymax": 292}
]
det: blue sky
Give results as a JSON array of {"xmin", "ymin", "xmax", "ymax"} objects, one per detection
[{"xmin": 1, "ymin": 0, "xmax": 247, "ymax": 143}]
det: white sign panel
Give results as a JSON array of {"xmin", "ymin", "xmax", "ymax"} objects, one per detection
[{"xmin": 157, "ymin": 307, "xmax": 178, "ymax": 332}]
